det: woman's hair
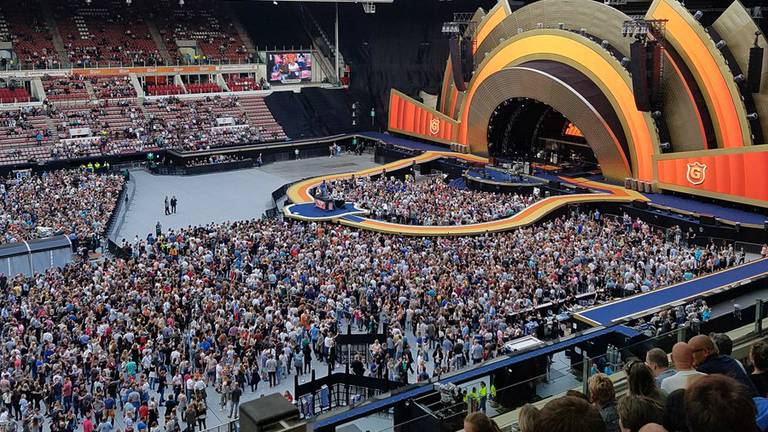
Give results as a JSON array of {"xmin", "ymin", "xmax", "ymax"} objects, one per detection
[
  {"xmin": 617, "ymin": 394, "xmax": 665, "ymax": 432},
  {"xmin": 464, "ymin": 412, "xmax": 502, "ymax": 432},
  {"xmin": 625, "ymin": 360, "xmax": 663, "ymax": 400},
  {"xmin": 588, "ymin": 373, "xmax": 616, "ymax": 407},
  {"xmin": 518, "ymin": 404, "xmax": 541, "ymax": 432}
]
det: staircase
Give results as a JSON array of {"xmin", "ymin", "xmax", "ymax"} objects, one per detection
[
  {"xmin": 146, "ymin": 19, "xmax": 174, "ymax": 64},
  {"xmin": 297, "ymin": 4, "xmax": 342, "ymax": 81},
  {"xmin": 83, "ymin": 80, "xmax": 96, "ymax": 100},
  {"xmin": 40, "ymin": 0, "xmax": 68, "ymax": 66},
  {"xmin": 223, "ymin": 3, "xmax": 258, "ymax": 53}
]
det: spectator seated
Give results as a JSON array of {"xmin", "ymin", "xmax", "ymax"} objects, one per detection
[
  {"xmin": 90, "ymin": 75, "xmax": 137, "ymax": 99},
  {"xmin": 2, "ymin": 0, "xmax": 59, "ymax": 69},
  {"xmin": 227, "ymin": 77, "xmax": 259, "ymax": 92},
  {"xmin": 42, "ymin": 75, "xmax": 89, "ymax": 101},
  {"xmin": 55, "ymin": 0, "xmax": 164, "ymax": 67}
]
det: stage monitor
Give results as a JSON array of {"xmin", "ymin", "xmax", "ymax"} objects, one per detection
[{"xmin": 268, "ymin": 52, "xmax": 312, "ymax": 84}]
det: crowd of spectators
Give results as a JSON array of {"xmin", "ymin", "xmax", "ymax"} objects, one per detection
[
  {"xmin": 322, "ymin": 175, "xmax": 541, "ymax": 225},
  {"xmin": 0, "ymin": 169, "xmax": 124, "ymax": 244},
  {"xmin": 185, "ymin": 154, "xmax": 245, "ymax": 167},
  {"xmin": 476, "ymin": 333, "xmax": 768, "ymax": 432},
  {"xmin": 0, "ymin": 183, "xmax": 748, "ymax": 432}
]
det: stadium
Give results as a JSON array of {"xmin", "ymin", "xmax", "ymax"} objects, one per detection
[{"xmin": 0, "ymin": 0, "xmax": 767, "ymax": 431}]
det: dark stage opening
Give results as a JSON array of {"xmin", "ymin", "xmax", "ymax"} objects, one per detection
[{"xmin": 487, "ymin": 97, "xmax": 598, "ymax": 172}]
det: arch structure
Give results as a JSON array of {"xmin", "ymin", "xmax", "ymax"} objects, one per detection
[{"xmin": 388, "ymin": 0, "xmax": 768, "ymax": 207}]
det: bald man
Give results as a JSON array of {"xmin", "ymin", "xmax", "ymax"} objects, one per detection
[
  {"xmin": 688, "ymin": 334, "xmax": 758, "ymax": 396},
  {"xmin": 660, "ymin": 342, "xmax": 705, "ymax": 393}
]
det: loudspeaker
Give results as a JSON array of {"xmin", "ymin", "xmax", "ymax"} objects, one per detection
[
  {"xmin": 449, "ymin": 36, "xmax": 466, "ymax": 92},
  {"xmin": 649, "ymin": 42, "xmax": 663, "ymax": 107},
  {"xmin": 748, "ymin": 45, "xmax": 764, "ymax": 93},
  {"xmin": 461, "ymin": 36, "xmax": 474, "ymax": 80},
  {"xmin": 631, "ymin": 40, "xmax": 651, "ymax": 111}
]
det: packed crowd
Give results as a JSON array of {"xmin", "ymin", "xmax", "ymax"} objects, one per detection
[
  {"xmin": 321, "ymin": 175, "xmax": 541, "ymax": 225},
  {"xmin": 468, "ymin": 333, "xmax": 768, "ymax": 432},
  {"xmin": 0, "ymin": 181, "xmax": 749, "ymax": 432},
  {"xmin": 0, "ymin": 169, "xmax": 124, "ymax": 244}
]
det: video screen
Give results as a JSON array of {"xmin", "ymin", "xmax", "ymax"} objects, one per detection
[{"xmin": 268, "ymin": 52, "xmax": 312, "ymax": 84}]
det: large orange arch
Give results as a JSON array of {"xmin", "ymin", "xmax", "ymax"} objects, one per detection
[{"xmin": 457, "ymin": 31, "xmax": 658, "ymax": 181}]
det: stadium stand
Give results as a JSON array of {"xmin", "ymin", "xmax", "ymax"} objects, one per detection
[
  {"xmin": 41, "ymin": 75, "xmax": 89, "ymax": 101},
  {"xmin": 186, "ymin": 82, "xmax": 221, "ymax": 94},
  {"xmin": 54, "ymin": 0, "xmax": 164, "ymax": 67},
  {"xmin": 0, "ymin": 0, "xmax": 59, "ymax": 69},
  {"xmin": 152, "ymin": 0, "xmax": 252, "ymax": 63},
  {"xmin": 227, "ymin": 76, "xmax": 260, "ymax": 92},
  {"xmin": 146, "ymin": 84, "xmax": 185, "ymax": 96},
  {"xmin": 89, "ymin": 75, "xmax": 138, "ymax": 99}
]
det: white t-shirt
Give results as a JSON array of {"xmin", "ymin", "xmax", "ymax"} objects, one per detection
[{"xmin": 661, "ymin": 369, "xmax": 706, "ymax": 393}]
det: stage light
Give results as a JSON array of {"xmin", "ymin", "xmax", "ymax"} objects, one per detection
[
  {"xmin": 716, "ymin": 40, "xmax": 727, "ymax": 49},
  {"xmin": 659, "ymin": 142, "xmax": 671, "ymax": 152},
  {"xmin": 693, "ymin": 10, "xmax": 704, "ymax": 21},
  {"xmin": 621, "ymin": 57, "xmax": 630, "ymax": 67},
  {"xmin": 601, "ymin": 40, "xmax": 609, "ymax": 49},
  {"xmin": 734, "ymin": 74, "xmax": 745, "ymax": 84},
  {"xmin": 179, "ymin": 0, "xmax": 184, "ymax": 5},
  {"xmin": 652, "ymin": 111, "xmax": 662, "ymax": 119},
  {"xmin": 537, "ymin": 23, "xmax": 544, "ymax": 29},
  {"xmin": 517, "ymin": 28, "xmax": 524, "ymax": 35},
  {"xmin": 580, "ymin": 28, "xmax": 587, "ymax": 36},
  {"xmin": 747, "ymin": 113, "xmax": 759, "ymax": 120},
  {"xmin": 85, "ymin": 0, "xmax": 91, "ymax": 4},
  {"xmin": 126, "ymin": 0, "xmax": 131, "ymax": 4},
  {"xmin": 558, "ymin": 23, "xmax": 565, "ymax": 30}
]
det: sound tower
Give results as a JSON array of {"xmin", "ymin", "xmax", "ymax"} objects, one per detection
[
  {"xmin": 631, "ymin": 40, "xmax": 651, "ymax": 111},
  {"xmin": 449, "ymin": 36, "xmax": 466, "ymax": 92},
  {"xmin": 649, "ymin": 41, "xmax": 663, "ymax": 108},
  {"xmin": 461, "ymin": 37, "xmax": 474, "ymax": 80},
  {"xmin": 748, "ymin": 44, "xmax": 764, "ymax": 93}
]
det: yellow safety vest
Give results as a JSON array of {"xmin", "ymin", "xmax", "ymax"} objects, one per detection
[{"xmin": 479, "ymin": 387, "xmax": 487, "ymax": 397}]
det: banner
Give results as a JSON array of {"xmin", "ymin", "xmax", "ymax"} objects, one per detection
[
  {"xmin": 388, "ymin": 90, "xmax": 457, "ymax": 145},
  {"xmin": 655, "ymin": 148, "xmax": 768, "ymax": 205}
]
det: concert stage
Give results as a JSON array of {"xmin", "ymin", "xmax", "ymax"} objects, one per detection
[
  {"xmin": 464, "ymin": 167, "xmax": 549, "ymax": 193},
  {"xmin": 284, "ymin": 149, "xmax": 648, "ymax": 236}
]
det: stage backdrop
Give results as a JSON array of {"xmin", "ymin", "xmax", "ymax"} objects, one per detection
[
  {"xmin": 655, "ymin": 146, "xmax": 768, "ymax": 207},
  {"xmin": 388, "ymin": 89, "xmax": 457, "ymax": 145}
]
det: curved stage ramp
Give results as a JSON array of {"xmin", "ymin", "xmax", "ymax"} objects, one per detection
[{"xmin": 284, "ymin": 151, "xmax": 648, "ymax": 236}]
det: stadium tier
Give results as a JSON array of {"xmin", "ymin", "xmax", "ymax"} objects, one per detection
[{"xmin": 0, "ymin": 1, "xmax": 766, "ymax": 432}]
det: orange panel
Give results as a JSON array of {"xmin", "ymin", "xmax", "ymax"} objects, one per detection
[
  {"xmin": 656, "ymin": 152, "xmax": 768, "ymax": 202},
  {"xmin": 650, "ymin": 0, "xmax": 745, "ymax": 148},
  {"xmin": 459, "ymin": 34, "xmax": 653, "ymax": 181},
  {"xmin": 387, "ymin": 91, "xmax": 458, "ymax": 144},
  {"xmin": 474, "ymin": 5, "xmax": 508, "ymax": 53}
]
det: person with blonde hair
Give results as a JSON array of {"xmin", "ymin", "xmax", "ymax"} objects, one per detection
[
  {"xmin": 517, "ymin": 404, "xmax": 540, "ymax": 432},
  {"xmin": 589, "ymin": 373, "xmax": 620, "ymax": 432},
  {"xmin": 464, "ymin": 411, "xmax": 502, "ymax": 432}
]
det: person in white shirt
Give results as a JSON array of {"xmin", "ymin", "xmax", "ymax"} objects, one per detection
[{"xmin": 661, "ymin": 342, "xmax": 706, "ymax": 393}]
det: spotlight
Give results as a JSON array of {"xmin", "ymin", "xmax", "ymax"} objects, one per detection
[
  {"xmin": 693, "ymin": 10, "xmax": 704, "ymax": 21},
  {"xmin": 517, "ymin": 28, "xmax": 524, "ymax": 35},
  {"xmin": 716, "ymin": 40, "xmax": 727, "ymax": 49},
  {"xmin": 273, "ymin": 0, "xmax": 277, "ymax": 3},
  {"xmin": 126, "ymin": 0, "xmax": 131, "ymax": 4},
  {"xmin": 537, "ymin": 23, "xmax": 544, "ymax": 29},
  {"xmin": 621, "ymin": 57, "xmax": 630, "ymax": 67},
  {"xmin": 580, "ymin": 28, "xmax": 587, "ymax": 36},
  {"xmin": 558, "ymin": 23, "xmax": 565, "ymax": 30},
  {"xmin": 179, "ymin": 0, "xmax": 184, "ymax": 5},
  {"xmin": 747, "ymin": 113, "xmax": 759, "ymax": 120},
  {"xmin": 85, "ymin": 0, "xmax": 91, "ymax": 4},
  {"xmin": 601, "ymin": 40, "xmax": 609, "ymax": 49},
  {"xmin": 734, "ymin": 74, "xmax": 745, "ymax": 84},
  {"xmin": 659, "ymin": 142, "xmax": 671, "ymax": 152},
  {"xmin": 652, "ymin": 111, "xmax": 663, "ymax": 119}
]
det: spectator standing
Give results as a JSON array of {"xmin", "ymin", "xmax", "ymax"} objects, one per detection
[
  {"xmin": 534, "ymin": 395, "xmax": 606, "ymax": 432},
  {"xmin": 646, "ymin": 348, "xmax": 675, "ymax": 388},
  {"xmin": 661, "ymin": 342, "xmax": 706, "ymax": 393},
  {"xmin": 171, "ymin": 195, "xmax": 177, "ymax": 214},
  {"xmin": 684, "ymin": 374, "xmax": 760, "ymax": 432},
  {"xmin": 689, "ymin": 335, "xmax": 758, "ymax": 395},
  {"xmin": 749, "ymin": 341, "xmax": 768, "ymax": 397},
  {"xmin": 617, "ymin": 394, "xmax": 665, "ymax": 432},
  {"xmin": 588, "ymin": 373, "xmax": 620, "ymax": 432}
]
